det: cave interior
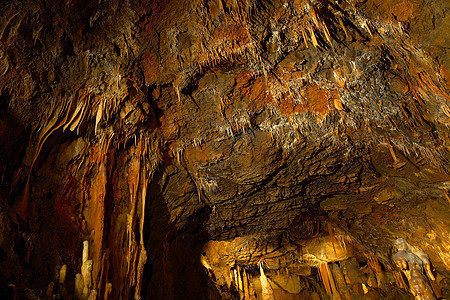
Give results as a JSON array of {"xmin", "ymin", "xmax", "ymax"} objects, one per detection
[{"xmin": 0, "ymin": 0, "xmax": 449, "ymax": 299}]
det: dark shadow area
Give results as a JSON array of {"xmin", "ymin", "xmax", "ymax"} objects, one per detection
[
  {"xmin": 143, "ymin": 167, "xmax": 221, "ymax": 300},
  {"xmin": 0, "ymin": 91, "xmax": 28, "ymax": 202}
]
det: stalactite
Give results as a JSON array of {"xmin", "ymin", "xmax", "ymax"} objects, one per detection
[
  {"xmin": 337, "ymin": 15, "xmax": 348, "ymax": 39},
  {"xmin": 308, "ymin": 27, "xmax": 318, "ymax": 48},
  {"xmin": 135, "ymin": 171, "xmax": 148, "ymax": 300},
  {"xmin": 16, "ymin": 94, "xmax": 76, "ymax": 221},
  {"xmin": 237, "ymin": 265, "xmax": 243, "ymax": 291},
  {"xmin": 228, "ymin": 271, "xmax": 233, "ymax": 288},
  {"xmin": 64, "ymin": 100, "xmax": 87, "ymax": 132},
  {"xmin": 95, "ymin": 99, "xmax": 104, "ymax": 135},
  {"xmin": 388, "ymin": 144, "xmax": 400, "ymax": 164},
  {"xmin": 243, "ymin": 269, "xmax": 250, "ymax": 300},
  {"xmin": 319, "ymin": 263, "xmax": 332, "ymax": 297},
  {"xmin": 1, "ymin": 0, "xmax": 449, "ymax": 299},
  {"xmin": 237, "ymin": 265, "xmax": 244, "ymax": 299},
  {"xmin": 301, "ymin": 28, "xmax": 309, "ymax": 48},
  {"xmin": 393, "ymin": 270, "xmax": 409, "ymax": 290},
  {"xmin": 117, "ymin": 135, "xmax": 159, "ymax": 299},
  {"xmin": 123, "ymin": 140, "xmax": 142, "ymax": 298},
  {"xmin": 89, "ymin": 161, "xmax": 107, "ymax": 292},
  {"xmin": 327, "ymin": 221, "xmax": 338, "ymax": 256},
  {"xmin": 321, "ymin": 22, "xmax": 333, "ymax": 47},
  {"xmin": 332, "ymin": 262, "xmax": 346, "ymax": 292},
  {"xmin": 438, "ymin": 187, "xmax": 450, "ymax": 204},
  {"xmin": 366, "ymin": 252, "xmax": 387, "ymax": 287}
]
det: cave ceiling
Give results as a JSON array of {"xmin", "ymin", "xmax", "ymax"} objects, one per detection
[{"xmin": 0, "ymin": 0, "xmax": 449, "ymax": 299}]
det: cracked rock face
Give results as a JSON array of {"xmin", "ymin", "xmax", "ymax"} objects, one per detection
[{"xmin": 0, "ymin": 0, "xmax": 449, "ymax": 299}]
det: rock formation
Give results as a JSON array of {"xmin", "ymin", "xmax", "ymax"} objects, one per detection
[{"xmin": 0, "ymin": 0, "xmax": 449, "ymax": 298}]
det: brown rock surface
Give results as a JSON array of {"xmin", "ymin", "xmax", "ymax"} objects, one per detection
[{"xmin": 0, "ymin": 0, "xmax": 449, "ymax": 298}]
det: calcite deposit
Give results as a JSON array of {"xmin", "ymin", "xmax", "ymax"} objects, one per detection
[{"xmin": 0, "ymin": 0, "xmax": 449, "ymax": 299}]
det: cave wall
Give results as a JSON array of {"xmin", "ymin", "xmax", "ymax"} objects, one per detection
[{"xmin": 0, "ymin": 0, "xmax": 449, "ymax": 299}]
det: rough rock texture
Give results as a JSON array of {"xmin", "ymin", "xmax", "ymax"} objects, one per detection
[{"xmin": 0, "ymin": 0, "xmax": 449, "ymax": 299}]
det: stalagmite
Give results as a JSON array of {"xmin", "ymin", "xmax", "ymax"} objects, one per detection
[
  {"xmin": 332, "ymin": 263, "xmax": 347, "ymax": 291},
  {"xmin": 83, "ymin": 148, "xmax": 108, "ymax": 295},
  {"xmin": 46, "ymin": 282, "xmax": 54, "ymax": 299},
  {"xmin": 75, "ymin": 273, "xmax": 84, "ymax": 299},
  {"xmin": 135, "ymin": 246, "xmax": 147, "ymax": 300},
  {"xmin": 82, "ymin": 260, "xmax": 93, "ymax": 297},
  {"xmin": 2, "ymin": 0, "xmax": 450, "ymax": 299},
  {"xmin": 409, "ymin": 268, "xmax": 437, "ymax": 300},
  {"xmin": 393, "ymin": 238, "xmax": 435, "ymax": 281},
  {"xmin": 59, "ymin": 265, "xmax": 67, "ymax": 284},
  {"xmin": 410, "ymin": 248, "xmax": 435, "ymax": 281},
  {"xmin": 89, "ymin": 289, "xmax": 97, "ymax": 300},
  {"xmin": 392, "ymin": 239, "xmax": 438, "ymax": 298},
  {"xmin": 104, "ymin": 283, "xmax": 113, "ymax": 300},
  {"xmin": 8, "ymin": 284, "xmax": 17, "ymax": 300},
  {"xmin": 326, "ymin": 263, "xmax": 340, "ymax": 299},
  {"xmin": 83, "ymin": 241, "xmax": 89, "ymax": 264},
  {"xmin": 259, "ymin": 262, "xmax": 274, "ymax": 300},
  {"xmin": 79, "ymin": 240, "xmax": 94, "ymax": 297}
]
